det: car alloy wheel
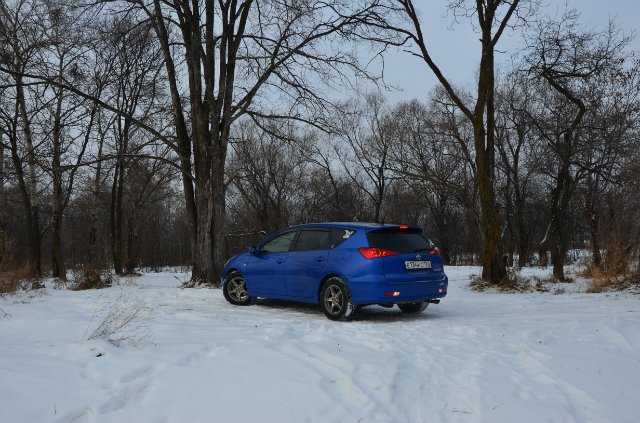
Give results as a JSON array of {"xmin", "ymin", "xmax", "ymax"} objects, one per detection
[
  {"xmin": 223, "ymin": 271, "xmax": 253, "ymax": 306},
  {"xmin": 320, "ymin": 277, "xmax": 355, "ymax": 321}
]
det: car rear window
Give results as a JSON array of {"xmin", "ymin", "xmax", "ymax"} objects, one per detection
[
  {"xmin": 330, "ymin": 228, "xmax": 356, "ymax": 249},
  {"xmin": 367, "ymin": 228, "xmax": 433, "ymax": 253}
]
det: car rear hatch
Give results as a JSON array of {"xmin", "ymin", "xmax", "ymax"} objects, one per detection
[{"xmin": 366, "ymin": 226, "xmax": 444, "ymax": 283}]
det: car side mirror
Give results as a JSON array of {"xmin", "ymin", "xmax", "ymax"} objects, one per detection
[{"xmin": 249, "ymin": 246, "xmax": 258, "ymax": 255}]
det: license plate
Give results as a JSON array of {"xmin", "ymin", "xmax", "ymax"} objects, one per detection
[{"xmin": 404, "ymin": 260, "xmax": 431, "ymax": 270}]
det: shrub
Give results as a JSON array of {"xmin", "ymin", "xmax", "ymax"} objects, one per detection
[
  {"xmin": 71, "ymin": 264, "xmax": 113, "ymax": 291},
  {"xmin": 84, "ymin": 293, "xmax": 153, "ymax": 347},
  {"xmin": 468, "ymin": 268, "xmax": 532, "ymax": 293},
  {"xmin": 0, "ymin": 273, "xmax": 19, "ymax": 295},
  {"xmin": 586, "ymin": 268, "xmax": 640, "ymax": 293},
  {"xmin": 0, "ymin": 257, "xmax": 45, "ymax": 295},
  {"xmin": 582, "ymin": 244, "xmax": 639, "ymax": 293}
]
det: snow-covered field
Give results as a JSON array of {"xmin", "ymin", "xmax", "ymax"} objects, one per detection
[{"xmin": 1, "ymin": 267, "xmax": 639, "ymax": 423}]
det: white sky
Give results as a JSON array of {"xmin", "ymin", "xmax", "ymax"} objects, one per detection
[{"xmin": 380, "ymin": 0, "xmax": 640, "ymax": 103}]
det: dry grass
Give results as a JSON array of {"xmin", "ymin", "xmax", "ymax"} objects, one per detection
[
  {"xmin": 469, "ymin": 268, "xmax": 533, "ymax": 293},
  {"xmin": 0, "ymin": 259, "xmax": 45, "ymax": 295},
  {"xmin": 585, "ymin": 266, "xmax": 640, "ymax": 293},
  {"xmin": 71, "ymin": 264, "xmax": 113, "ymax": 291},
  {"xmin": 580, "ymin": 244, "xmax": 640, "ymax": 293},
  {"xmin": 83, "ymin": 293, "xmax": 153, "ymax": 347},
  {"xmin": 0, "ymin": 273, "xmax": 20, "ymax": 295}
]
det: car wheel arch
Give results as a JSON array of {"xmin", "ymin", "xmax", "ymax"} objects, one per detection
[
  {"xmin": 316, "ymin": 273, "xmax": 348, "ymax": 303},
  {"xmin": 224, "ymin": 267, "xmax": 240, "ymax": 278}
]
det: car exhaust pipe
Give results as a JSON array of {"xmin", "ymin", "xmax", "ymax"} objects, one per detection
[{"xmin": 427, "ymin": 299, "xmax": 440, "ymax": 304}]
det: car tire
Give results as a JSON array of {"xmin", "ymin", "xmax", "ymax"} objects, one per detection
[
  {"xmin": 398, "ymin": 302, "xmax": 428, "ymax": 314},
  {"xmin": 320, "ymin": 277, "xmax": 356, "ymax": 321},
  {"xmin": 223, "ymin": 271, "xmax": 253, "ymax": 306}
]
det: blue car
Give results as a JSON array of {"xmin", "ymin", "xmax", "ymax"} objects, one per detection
[{"xmin": 222, "ymin": 222, "xmax": 448, "ymax": 321}]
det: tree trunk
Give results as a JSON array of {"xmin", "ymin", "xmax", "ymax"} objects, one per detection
[
  {"xmin": 517, "ymin": 214, "xmax": 528, "ymax": 268},
  {"xmin": 0, "ymin": 131, "xmax": 5, "ymax": 232},
  {"xmin": 125, "ymin": 214, "xmax": 137, "ymax": 274},
  {"xmin": 110, "ymin": 155, "xmax": 124, "ymax": 275},
  {"xmin": 211, "ymin": 148, "xmax": 227, "ymax": 286},
  {"xmin": 475, "ymin": 24, "xmax": 506, "ymax": 284},
  {"xmin": 547, "ymin": 139, "xmax": 572, "ymax": 281},
  {"xmin": 88, "ymin": 128, "xmax": 105, "ymax": 263},
  {"xmin": 477, "ymin": 158, "xmax": 506, "ymax": 282},
  {"xmin": 51, "ymin": 89, "xmax": 66, "ymax": 279},
  {"xmin": 585, "ymin": 175, "xmax": 602, "ymax": 267},
  {"xmin": 16, "ymin": 75, "xmax": 41, "ymax": 276},
  {"xmin": 192, "ymin": 179, "xmax": 214, "ymax": 283}
]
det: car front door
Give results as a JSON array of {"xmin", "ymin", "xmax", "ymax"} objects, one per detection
[
  {"xmin": 284, "ymin": 229, "xmax": 330, "ymax": 298},
  {"xmin": 244, "ymin": 230, "xmax": 297, "ymax": 297}
]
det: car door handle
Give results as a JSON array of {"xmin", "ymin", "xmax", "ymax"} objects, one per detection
[
  {"xmin": 315, "ymin": 257, "xmax": 325, "ymax": 262},
  {"xmin": 276, "ymin": 258, "xmax": 284, "ymax": 264}
]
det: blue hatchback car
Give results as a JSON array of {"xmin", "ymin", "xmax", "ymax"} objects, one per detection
[{"xmin": 222, "ymin": 222, "xmax": 448, "ymax": 320}]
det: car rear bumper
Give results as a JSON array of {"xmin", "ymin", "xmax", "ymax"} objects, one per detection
[{"xmin": 349, "ymin": 274, "xmax": 448, "ymax": 305}]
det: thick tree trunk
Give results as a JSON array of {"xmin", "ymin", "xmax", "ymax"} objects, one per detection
[
  {"xmin": 16, "ymin": 76, "xmax": 41, "ymax": 276},
  {"xmin": 475, "ymin": 26, "xmax": 506, "ymax": 284},
  {"xmin": 191, "ymin": 179, "xmax": 214, "ymax": 283},
  {"xmin": 477, "ymin": 159, "xmax": 506, "ymax": 282},
  {"xmin": 211, "ymin": 150, "xmax": 227, "ymax": 286}
]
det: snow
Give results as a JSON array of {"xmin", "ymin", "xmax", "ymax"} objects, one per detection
[{"xmin": 1, "ymin": 267, "xmax": 639, "ymax": 423}]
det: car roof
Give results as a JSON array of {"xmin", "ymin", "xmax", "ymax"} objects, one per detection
[{"xmin": 289, "ymin": 222, "xmax": 420, "ymax": 231}]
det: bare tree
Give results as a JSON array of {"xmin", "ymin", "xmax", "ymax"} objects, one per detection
[
  {"xmin": 298, "ymin": 133, "xmax": 367, "ymax": 223},
  {"xmin": 37, "ymin": 0, "xmax": 106, "ymax": 279},
  {"xmin": 523, "ymin": 10, "xmax": 630, "ymax": 280},
  {"xmin": 336, "ymin": 94, "xmax": 397, "ymax": 223},
  {"xmin": 0, "ymin": 0, "xmax": 47, "ymax": 275},
  {"xmin": 99, "ymin": 17, "xmax": 166, "ymax": 274},
  {"xmin": 495, "ymin": 71, "xmax": 545, "ymax": 267},
  {"xmin": 227, "ymin": 121, "xmax": 307, "ymax": 233},
  {"xmin": 91, "ymin": 0, "xmax": 393, "ymax": 285},
  {"xmin": 373, "ymin": 0, "xmax": 538, "ymax": 283},
  {"xmin": 578, "ymin": 59, "xmax": 640, "ymax": 268},
  {"xmin": 389, "ymin": 92, "xmax": 480, "ymax": 262}
]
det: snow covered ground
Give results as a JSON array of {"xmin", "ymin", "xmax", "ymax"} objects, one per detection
[{"xmin": 1, "ymin": 266, "xmax": 639, "ymax": 423}]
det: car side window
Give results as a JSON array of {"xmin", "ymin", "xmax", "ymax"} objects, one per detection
[
  {"xmin": 331, "ymin": 228, "xmax": 355, "ymax": 249},
  {"xmin": 261, "ymin": 231, "xmax": 297, "ymax": 254},
  {"xmin": 292, "ymin": 229, "xmax": 330, "ymax": 252}
]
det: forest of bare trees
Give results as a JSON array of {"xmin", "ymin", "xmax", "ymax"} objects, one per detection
[{"xmin": 1, "ymin": 0, "xmax": 639, "ymax": 289}]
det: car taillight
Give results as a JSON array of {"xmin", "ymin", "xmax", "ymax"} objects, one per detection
[
  {"xmin": 428, "ymin": 248, "xmax": 441, "ymax": 255},
  {"xmin": 358, "ymin": 247, "xmax": 400, "ymax": 259}
]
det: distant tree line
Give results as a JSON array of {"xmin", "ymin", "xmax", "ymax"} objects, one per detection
[{"xmin": 0, "ymin": 0, "xmax": 638, "ymax": 286}]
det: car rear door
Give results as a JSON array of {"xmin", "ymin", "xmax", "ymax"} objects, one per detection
[
  {"xmin": 244, "ymin": 230, "xmax": 297, "ymax": 296},
  {"xmin": 284, "ymin": 228, "xmax": 330, "ymax": 298},
  {"xmin": 367, "ymin": 227, "xmax": 444, "ymax": 283}
]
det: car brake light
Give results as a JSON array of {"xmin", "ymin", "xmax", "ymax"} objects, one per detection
[
  {"xmin": 358, "ymin": 247, "xmax": 400, "ymax": 259},
  {"xmin": 428, "ymin": 248, "xmax": 441, "ymax": 255},
  {"xmin": 399, "ymin": 225, "xmax": 408, "ymax": 229}
]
